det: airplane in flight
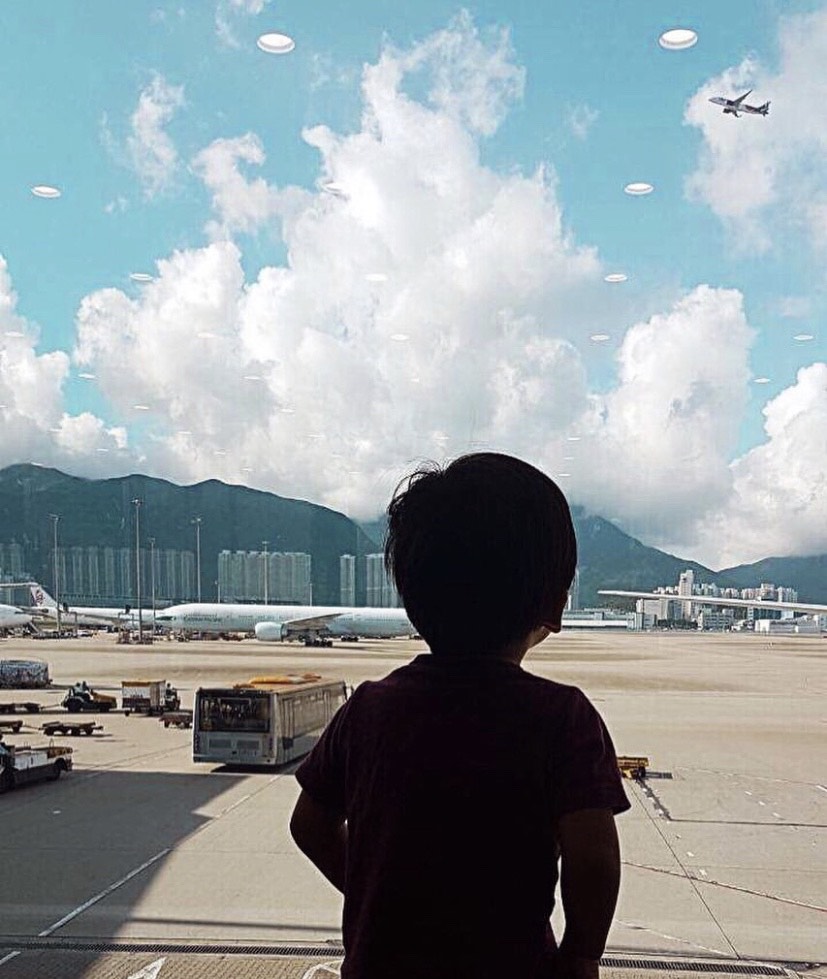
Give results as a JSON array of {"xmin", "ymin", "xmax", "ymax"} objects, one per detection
[
  {"xmin": 155, "ymin": 601, "xmax": 414, "ymax": 641},
  {"xmin": 708, "ymin": 90, "xmax": 770, "ymax": 117},
  {"xmin": 28, "ymin": 585, "xmax": 157, "ymax": 629},
  {"xmin": 598, "ymin": 590, "xmax": 827, "ymax": 615}
]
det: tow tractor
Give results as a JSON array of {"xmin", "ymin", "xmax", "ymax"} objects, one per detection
[
  {"xmin": 0, "ymin": 740, "xmax": 73, "ymax": 791},
  {"xmin": 61, "ymin": 681, "xmax": 117, "ymax": 713}
]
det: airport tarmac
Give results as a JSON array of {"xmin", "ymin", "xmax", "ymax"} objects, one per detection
[{"xmin": 0, "ymin": 631, "xmax": 824, "ymax": 978}]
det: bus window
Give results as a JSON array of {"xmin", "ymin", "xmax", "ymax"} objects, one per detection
[{"xmin": 197, "ymin": 693, "xmax": 269, "ymax": 733}]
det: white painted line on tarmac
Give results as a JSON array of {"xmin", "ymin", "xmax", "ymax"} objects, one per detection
[
  {"xmin": 126, "ymin": 957, "xmax": 166, "ymax": 979},
  {"xmin": 221, "ymin": 792, "xmax": 252, "ymax": 815},
  {"xmin": 38, "ymin": 848, "xmax": 171, "ymax": 937},
  {"xmin": 615, "ymin": 919, "xmax": 728, "ymax": 957}
]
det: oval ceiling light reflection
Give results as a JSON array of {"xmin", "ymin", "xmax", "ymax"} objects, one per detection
[
  {"xmin": 793, "ymin": 333, "xmax": 815, "ymax": 341},
  {"xmin": 320, "ymin": 180, "xmax": 346, "ymax": 197},
  {"xmin": 31, "ymin": 185, "xmax": 61, "ymax": 199},
  {"xmin": 604, "ymin": 273, "xmax": 628, "ymax": 283},
  {"xmin": 624, "ymin": 182, "xmax": 654, "ymax": 196},
  {"xmin": 658, "ymin": 28, "xmax": 698, "ymax": 51},
  {"xmin": 256, "ymin": 32, "xmax": 295, "ymax": 54},
  {"xmin": 590, "ymin": 333, "xmax": 611, "ymax": 342},
  {"xmin": 129, "ymin": 272, "xmax": 153, "ymax": 283}
]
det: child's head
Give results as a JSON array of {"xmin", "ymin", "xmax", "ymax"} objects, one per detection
[{"xmin": 385, "ymin": 452, "xmax": 577, "ymax": 657}]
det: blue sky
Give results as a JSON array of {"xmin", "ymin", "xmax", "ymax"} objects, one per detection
[{"xmin": 0, "ymin": 1, "xmax": 825, "ymax": 567}]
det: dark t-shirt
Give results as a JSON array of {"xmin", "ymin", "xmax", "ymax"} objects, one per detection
[{"xmin": 295, "ymin": 654, "xmax": 630, "ymax": 979}]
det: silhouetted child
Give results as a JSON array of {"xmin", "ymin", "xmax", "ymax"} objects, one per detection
[{"xmin": 291, "ymin": 452, "xmax": 629, "ymax": 978}]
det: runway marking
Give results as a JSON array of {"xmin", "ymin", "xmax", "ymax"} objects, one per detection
[
  {"xmin": 126, "ymin": 958, "xmax": 166, "ymax": 979},
  {"xmin": 38, "ymin": 848, "xmax": 171, "ymax": 937},
  {"xmin": 615, "ymin": 919, "xmax": 729, "ymax": 957},
  {"xmin": 624, "ymin": 862, "xmax": 827, "ymax": 913}
]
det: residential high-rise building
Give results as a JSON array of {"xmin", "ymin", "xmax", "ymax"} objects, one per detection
[
  {"xmin": 566, "ymin": 569, "xmax": 581, "ymax": 611},
  {"xmin": 366, "ymin": 553, "xmax": 399, "ymax": 607},
  {"xmin": 218, "ymin": 550, "xmax": 312, "ymax": 604},
  {"xmin": 340, "ymin": 554, "xmax": 356, "ymax": 606},
  {"xmin": 678, "ymin": 569, "xmax": 695, "ymax": 620}
]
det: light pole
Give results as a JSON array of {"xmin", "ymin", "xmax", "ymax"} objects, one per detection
[
  {"xmin": 192, "ymin": 516, "xmax": 202, "ymax": 602},
  {"xmin": 132, "ymin": 498, "xmax": 143, "ymax": 642},
  {"xmin": 262, "ymin": 540, "xmax": 269, "ymax": 604},
  {"xmin": 149, "ymin": 536, "xmax": 156, "ymax": 632},
  {"xmin": 49, "ymin": 514, "xmax": 62, "ymax": 636}
]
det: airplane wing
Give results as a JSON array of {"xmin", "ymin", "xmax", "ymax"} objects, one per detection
[
  {"xmin": 734, "ymin": 90, "xmax": 752, "ymax": 105},
  {"xmin": 280, "ymin": 612, "xmax": 345, "ymax": 634},
  {"xmin": 599, "ymin": 590, "xmax": 827, "ymax": 615}
]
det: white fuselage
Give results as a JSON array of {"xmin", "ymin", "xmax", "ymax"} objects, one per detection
[
  {"xmin": 36, "ymin": 605, "xmax": 158, "ymax": 628},
  {"xmin": 155, "ymin": 602, "xmax": 413, "ymax": 638},
  {"xmin": 0, "ymin": 604, "xmax": 33, "ymax": 629}
]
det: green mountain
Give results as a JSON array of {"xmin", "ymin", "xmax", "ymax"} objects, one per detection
[
  {"xmin": 717, "ymin": 556, "xmax": 826, "ymax": 604},
  {"xmin": 0, "ymin": 464, "xmax": 374, "ymax": 606},
  {"xmin": 0, "ymin": 464, "xmax": 821, "ymax": 610}
]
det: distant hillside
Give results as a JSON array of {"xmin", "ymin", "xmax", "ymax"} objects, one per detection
[
  {"xmin": 0, "ymin": 464, "xmax": 821, "ymax": 610},
  {"xmin": 571, "ymin": 508, "xmax": 720, "ymax": 606},
  {"xmin": 717, "ymin": 555, "xmax": 826, "ymax": 604},
  {"xmin": 361, "ymin": 506, "xmax": 724, "ymax": 607},
  {"xmin": 0, "ymin": 464, "xmax": 374, "ymax": 605}
]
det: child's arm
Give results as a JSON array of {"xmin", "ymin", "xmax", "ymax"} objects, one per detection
[
  {"xmin": 290, "ymin": 789, "xmax": 348, "ymax": 893},
  {"xmin": 556, "ymin": 807, "xmax": 621, "ymax": 969}
]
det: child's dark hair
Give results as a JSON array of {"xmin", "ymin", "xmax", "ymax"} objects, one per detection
[{"xmin": 385, "ymin": 452, "xmax": 577, "ymax": 656}]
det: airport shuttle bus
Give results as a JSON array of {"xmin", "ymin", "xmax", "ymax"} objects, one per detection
[{"xmin": 193, "ymin": 674, "xmax": 347, "ymax": 767}]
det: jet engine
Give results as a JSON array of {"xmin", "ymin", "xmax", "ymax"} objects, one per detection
[{"xmin": 255, "ymin": 621, "xmax": 287, "ymax": 642}]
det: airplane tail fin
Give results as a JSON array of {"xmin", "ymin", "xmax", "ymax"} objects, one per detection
[
  {"xmin": 30, "ymin": 584, "xmax": 57, "ymax": 608},
  {"xmin": 761, "ymin": 101, "xmax": 770, "ymax": 116}
]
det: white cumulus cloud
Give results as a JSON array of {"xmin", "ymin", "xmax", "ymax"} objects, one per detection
[
  {"xmin": 127, "ymin": 73, "xmax": 185, "ymax": 199},
  {"xmin": 685, "ymin": 7, "xmax": 827, "ymax": 254},
  {"xmin": 23, "ymin": 13, "xmax": 823, "ymax": 568}
]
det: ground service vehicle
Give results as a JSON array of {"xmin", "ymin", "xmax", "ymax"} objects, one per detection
[
  {"xmin": 0, "ymin": 701, "xmax": 41, "ymax": 714},
  {"xmin": 194, "ymin": 674, "xmax": 347, "ymax": 767},
  {"xmin": 122, "ymin": 680, "xmax": 180, "ymax": 715},
  {"xmin": 0, "ymin": 659, "xmax": 50, "ymax": 688},
  {"xmin": 0, "ymin": 741, "xmax": 72, "ymax": 791},
  {"xmin": 62, "ymin": 682, "xmax": 116, "ymax": 713},
  {"xmin": 41, "ymin": 720, "xmax": 103, "ymax": 737}
]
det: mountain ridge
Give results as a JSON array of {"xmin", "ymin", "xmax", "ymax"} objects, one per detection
[{"xmin": 0, "ymin": 464, "xmax": 822, "ymax": 606}]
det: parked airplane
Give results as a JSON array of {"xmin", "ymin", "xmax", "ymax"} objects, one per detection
[
  {"xmin": 154, "ymin": 602, "xmax": 414, "ymax": 641},
  {"xmin": 709, "ymin": 90, "xmax": 770, "ymax": 117},
  {"xmin": 29, "ymin": 585, "xmax": 157, "ymax": 629},
  {"xmin": 0, "ymin": 604, "xmax": 33, "ymax": 631},
  {"xmin": 598, "ymin": 590, "xmax": 827, "ymax": 615}
]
